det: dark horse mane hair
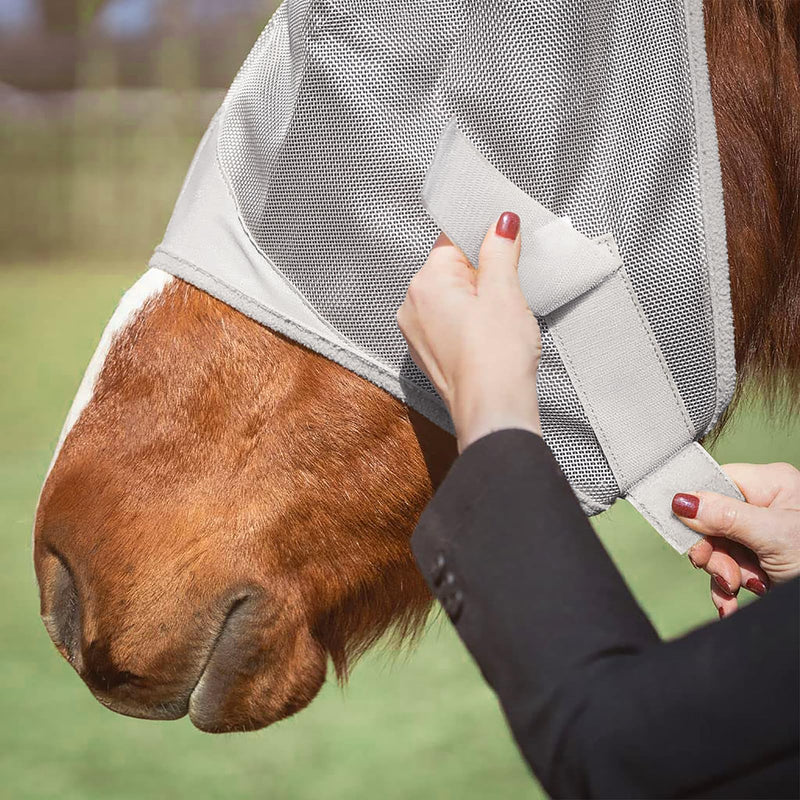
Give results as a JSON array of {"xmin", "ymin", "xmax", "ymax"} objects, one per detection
[{"xmin": 706, "ymin": 0, "xmax": 800, "ymax": 430}]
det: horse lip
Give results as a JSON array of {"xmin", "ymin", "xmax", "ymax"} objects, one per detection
[
  {"xmin": 92, "ymin": 692, "xmax": 190, "ymax": 722},
  {"xmin": 89, "ymin": 596, "xmax": 250, "ymax": 724},
  {"xmin": 40, "ymin": 547, "xmax": 83, "ymax": 671},
  {"xmin": 187, "ymin": 595, "xmax": 251, "ymax": 727}
]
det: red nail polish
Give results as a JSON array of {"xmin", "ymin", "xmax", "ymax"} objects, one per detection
[
  {"xmin": 718, "ymin": 606, "xmax": 725, "ymax": 619},
  {"xmin": 672, "ymin": 493, "xmax": 699, "ymax": 519},
  {"xmin": 496, "ymin": 211, "xmax": 520, "ymax": 240},
  {"xmin": 746, "ymin": 578, "xmax": 767, "ymax": 596},
  {"xmin": 713, "ymin": 574, "xmax": 735, "ymax": 596}
]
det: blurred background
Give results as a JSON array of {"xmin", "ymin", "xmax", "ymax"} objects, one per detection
[
  {"xmin": 0, "ymin": 0, "xmax": 275, "ymax": 263},
  {"xmin": 1, "ymin": 2, "xmax": 799, "ymax": 799}
]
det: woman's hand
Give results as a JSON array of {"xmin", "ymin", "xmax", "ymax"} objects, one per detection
[
  {"xmin": 397, "ymin": 212, "xmax": 542, "ymax": 452},
  {"xmin": 672, "ymin": 462, "xmax": 800, "ymax": 617}
]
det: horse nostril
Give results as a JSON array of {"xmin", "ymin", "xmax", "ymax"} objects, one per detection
[
  {"xmin": 40, "ymin": 552, "xmax": 82, "ymax": 667},
  {"xmin": 81, "ymin": 639, "xmax": 145, "ymax": 694}
]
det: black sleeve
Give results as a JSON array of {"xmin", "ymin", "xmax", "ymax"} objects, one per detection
[{"xmin": 411, "ymin": 429, "xmax": 800, "ymax": 799}]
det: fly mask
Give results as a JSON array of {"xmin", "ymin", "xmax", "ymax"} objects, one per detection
[{"xmin": 149, "ymin": 0, "xmax": 741, "ymax": 552}]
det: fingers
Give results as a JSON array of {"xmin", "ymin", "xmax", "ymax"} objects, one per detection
[
  {"xmin": 704, "ymin": 541, "xmax": 742, "ymax": 598},
  {"xmin": 398, "ymin": 233, "xmax": 474, "ymax": 331},
  {"xmin": 672, "ymin": 490, "xmax": 770, "ymax": 552},
  {"xmin": 477, "ymin": 211, "xmax": 523, "ymax": 297},
  {"xmin": 688, "ymin": 536, "xmax": 769, "ymax": 592},
  {"xmin": 418, "ymin": 232, "xmax": 475, "ymax": 285},
  {"xmin": 413, "ymin": 213, "xmax": 524, "ymax": 302},
  {"xmin": 409, "ymin": 232, "xmax": 475, "ymax": 293},
  {"xmin": 721, "ymin": 463, "xmax": 781, "ymax": 505},
  {"xmin": 426, "ymin": 232, "xmax": 469, "ymax": 265},
  {"xmin": 687, "ymin": 536, "xmax": 770, "ymax": 618},
  {"xmin": 701, "ymin": 537, "xmax": 769, "ymax": 598},
  {"xmin": 687, "ymin": 537, "xmax": 713, "ymax": 569},
  {"xmin": 430, "ymin": 232, "xmax": 452, "ymax": 251},
  {"xmin": 726, "ymin": 540, "xmax": 769, "ymax": 597},
  {"xmin": 723, "ymin": 462, "xmax": 800, "ymax": 508},
  {"xmin": 711, "ymin": 574, "xmax": 738, "ymax": 618}
]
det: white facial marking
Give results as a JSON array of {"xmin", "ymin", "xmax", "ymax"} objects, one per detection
[{"xmin": 45, "ymin": 268, "xmax": 174, "ymax": 478}]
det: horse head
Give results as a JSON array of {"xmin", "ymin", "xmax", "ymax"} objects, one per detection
[{"xmin": 33, "ymin": 0, "xmax": 799, "ymax": 732}]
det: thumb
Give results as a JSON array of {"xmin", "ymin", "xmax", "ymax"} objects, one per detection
[
  {"xmin": 672, "ymin": 490, "xmax": 776, "ymax": 553},
  {"xmin": 477, "ymin": 211, "xmax": 522, "ymax": 296}
]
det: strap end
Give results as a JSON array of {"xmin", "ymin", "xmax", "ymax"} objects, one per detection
[{"xmin": 626, "ymin": 442, "xmax": 743, "ymax": 554}]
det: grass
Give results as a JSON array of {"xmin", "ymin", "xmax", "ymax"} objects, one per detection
[{"xmin": 1, "ymin": 261, "xmax": 799, "ymax": 799}]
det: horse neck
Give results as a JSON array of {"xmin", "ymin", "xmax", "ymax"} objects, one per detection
[{"xmin": 705, "ymin": 0, "xmax": 800, "ymax": 418}]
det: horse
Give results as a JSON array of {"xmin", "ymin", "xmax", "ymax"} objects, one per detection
[{"xmin": 33, "ymin": 0, "xmax": 799, "ymax": 733}]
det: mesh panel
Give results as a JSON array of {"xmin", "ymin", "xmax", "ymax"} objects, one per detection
[{"xmin": 218, "ymin": 0, "xmax": 718, "ymax": 508}]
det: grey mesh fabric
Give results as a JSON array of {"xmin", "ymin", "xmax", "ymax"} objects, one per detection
[{"xmin": 150, "ymin": 0, "xmax": 741, "ymax": 552}]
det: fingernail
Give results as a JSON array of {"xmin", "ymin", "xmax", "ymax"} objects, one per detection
[
  {"xmin": 746, "ymin": 578, "xmax": 767, "ymax": 596},
  {"xmin": 718, "ymin": 606, "xmax": 725, "ymax": 619},
  {"xmin": 496, "ymin": 211, "xmax": 520, "ymax": 240},
  {"xmin": 688, "ymin": 546, "xmax": 702, "ymax": 569},
  {"xmin": 712, "ymin": 574, "xmax": 735, "ymax": 596},
  {"xmin": 672, "ymin": 493, "xmax": 699, "ymax": 519}
]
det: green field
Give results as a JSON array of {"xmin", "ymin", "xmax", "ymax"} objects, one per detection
[{"xmin": 1, "ymin": 263, "xmax": 798, "ymax": 800}]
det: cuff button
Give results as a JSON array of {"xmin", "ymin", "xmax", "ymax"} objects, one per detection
[
  {"xmin": 432, "ymin": 553, "xmax": 446, "ymax": 586},
  {"xmin": 446, "ymin": 590, "xmax": 463, "ymax": 622}
]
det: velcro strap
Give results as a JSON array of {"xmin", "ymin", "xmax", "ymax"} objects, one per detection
[
  {"xmin": 421, "ymin": 118, "xmax": 740, "ymax": 552},
  {"xmin": 627, "ymin": 443, "xmax": 744, "ymax": 552},
  {"xmin": 547, "ymin": 269, "xmax": 694, "ymax": 489},
  {"xmin": 422, "ymin": 118, "xmax": 622, "ymax": 317}
]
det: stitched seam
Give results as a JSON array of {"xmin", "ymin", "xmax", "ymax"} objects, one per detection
[
  {"xmin": 210, "ymin": 135, "xmax": 354, "ymax": 346},
  {"xmin": 548, "ymin": 269, "xmax": 696, "ymax": 494},
  {"xmin": 686, "ymin": 441, "xmax": 744, "ymax": 499},
  {"xmin": 153, "ymin": 246, "xmax": 367, "ymax": 363},
  {"xmin": 434, "ymin": 119, "xmax": 619, "ymax": 260},
  {"xmin": 618, "ymin": 270, "xmax": 695, "ymax": 437},
  {"xmin": 424, "ymin": 123, "xmax": 624, "ymax": 318},
  {"xmin": 682, "ymin": 0, "xmax": 738, "ymax": 433},
  {"xmin": 548, "ymin": 319, "xmax": 629, "ymax": 488},
  {"xmin": 217, "ymin": 2, "xmax": 322, "ymax": 247}
]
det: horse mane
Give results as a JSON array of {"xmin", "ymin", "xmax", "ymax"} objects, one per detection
[{"xmin": 706, "ymin": 0, "xmax": 800, "ymax": 430}]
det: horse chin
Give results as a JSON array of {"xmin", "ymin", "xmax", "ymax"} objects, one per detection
[{"xmin": 91, "ymin": 691, "xmax": 190, "ymax": 723}]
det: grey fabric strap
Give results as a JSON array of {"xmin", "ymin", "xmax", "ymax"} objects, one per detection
[
  {"xmin": 548, "ymin": 270, "xmax": 694, "ymax": 491},
  {"xmin": 422, "ymin": 118, "xmax": 741, "ymax": 552},
  {"xmin": 422, "ymin": 119, "xmax": 621, "ymax": 317},
  {"xmin": 628, "ymin": 443, "xmax": 744, "ymax": 552}
]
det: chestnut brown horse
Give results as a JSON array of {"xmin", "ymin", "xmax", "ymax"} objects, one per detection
[{"xmin": 34, "ymin": 0, "xmax": 799, "ymax": 733}]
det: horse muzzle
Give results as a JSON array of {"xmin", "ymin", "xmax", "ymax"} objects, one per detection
[{"xmin": 34, "ymin": 542, "xmax": 327, "ymax": 733}]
